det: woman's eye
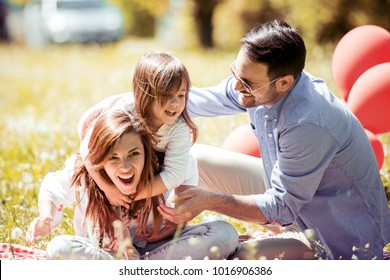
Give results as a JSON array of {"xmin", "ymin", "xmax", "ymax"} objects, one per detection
[
  {"xmin": 129, "ymin": 152, "xmax": 140, "ymax": 158},
  {"xmin": 109, "ymin": 156, "xmax": 118, "ymax": 161}
]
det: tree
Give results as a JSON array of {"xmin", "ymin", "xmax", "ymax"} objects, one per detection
[{"xmin": 191, "ymin": 0, "xmax": 221, "ymax": 48}]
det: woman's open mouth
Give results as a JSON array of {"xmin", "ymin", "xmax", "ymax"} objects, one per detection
[{"xmin": 118, "ymin": 175, "xmax": 134, "ymax": 184}]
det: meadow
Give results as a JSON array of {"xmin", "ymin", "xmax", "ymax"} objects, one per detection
[{"xmin": 1, "ymin": 38, "xmax": 389, "ymax": 254}]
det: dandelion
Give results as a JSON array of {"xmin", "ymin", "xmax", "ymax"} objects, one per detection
[
  {"xmin": 102, "ymin": 236, "xmax": 111, "ymax": 247},
  {"xmin": 303, "ymin": 228, "xmax": 315, "ymax": 240},
  {"xmin": 188, "ymin": 237, "xmax": 201, "ymax": 246},
  {"xmin": 113, "ymin": 220, "xmax": 122, "ymax": 228},
  {"xmin": 11, "ymin": 227, "xmax": 23, "ymax": 239},
  {"xmin": 351, "ymin": 254, "xmax": 359, "ymax": 260}
]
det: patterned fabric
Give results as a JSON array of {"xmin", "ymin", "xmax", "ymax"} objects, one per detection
[{"xmin": 0, "ymin": 243, "xmax": 47, "ymax": 260}]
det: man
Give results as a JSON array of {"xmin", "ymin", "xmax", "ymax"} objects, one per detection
[{"xmin": 158, "ymin": 19, "xmax": 390, "ymax": 260}]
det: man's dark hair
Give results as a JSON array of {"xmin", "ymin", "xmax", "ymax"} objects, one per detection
[{"xmin": 240, "ymin": 19, "xmax": 306, "ymax": 79}]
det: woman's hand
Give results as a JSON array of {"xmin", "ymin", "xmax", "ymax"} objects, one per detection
[
  {"xmin": 138, "ymin": 219, "xmax": 183, "ymax": 243},
  {"xmin": 25, "ymin": 216, "xmax": 54, "ymax": 243}
]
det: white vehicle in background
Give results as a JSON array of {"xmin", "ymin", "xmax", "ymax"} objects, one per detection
[{"xmin": 23, "ymin": 0, "xmax": 124, "ymax": 47}]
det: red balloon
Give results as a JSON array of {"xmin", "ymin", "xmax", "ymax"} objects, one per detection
[
  {"xmin": 365, "ymin": 129, "xmax": 384, "ymax": 169},
  {"xmin": 347, "ymin": 63, "xmax": 390, "ymax": 134},
  {"xmin": 332, "ymin": 25, "xmax": 390, "ymax": 101},
  {"xmin": 223, "ymin": 125, "xmax": 261, "ymax": 158}
]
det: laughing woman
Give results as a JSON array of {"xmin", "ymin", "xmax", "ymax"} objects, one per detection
[{"xmin": 26, "ymin": 110, "xmax": 238, "ymax": 260}]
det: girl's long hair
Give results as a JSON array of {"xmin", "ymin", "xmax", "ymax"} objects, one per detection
[
  {"xmin": 132, "ymin": 51, "xmax": 198, "ymax": 144},
  {"xmin": 71, "ymin": 110, "xmax": 164, "ymax": 243}
]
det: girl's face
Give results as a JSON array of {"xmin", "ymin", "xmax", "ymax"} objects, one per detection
[
  {"xmin": 149, "ymin": 82, "xmax": 187, "ymax": 129},
  {"xmin": 103, "ymin": 131, "xmax": 145, "ymax": 195}
]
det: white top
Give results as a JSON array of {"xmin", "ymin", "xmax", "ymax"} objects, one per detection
[{"xmin": 77, "ymin": 92, "xmax": 198, "ymax": 189}]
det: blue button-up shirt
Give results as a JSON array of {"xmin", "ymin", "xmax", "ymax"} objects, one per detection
[{"xmin": 188, "ymin": 71, "xmax": 390, "ymax": 259}]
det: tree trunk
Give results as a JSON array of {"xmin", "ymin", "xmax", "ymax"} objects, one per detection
[{"xmin": 192, "ymin": 0, "xmax": 220, "ymax": 49}]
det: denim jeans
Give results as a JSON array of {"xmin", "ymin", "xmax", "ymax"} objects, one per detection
[{"xmin": 46, "ymin": 220, "xmax": 238, "ymax": 260}]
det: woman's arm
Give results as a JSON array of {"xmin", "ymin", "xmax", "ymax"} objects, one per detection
[
  {"xmin": 26, "ymin": 156, "xmax": 78, "ymax": 243},
  {"xmin": 26, "ymin": 200, "xmax": 58, "ymax": 243}
]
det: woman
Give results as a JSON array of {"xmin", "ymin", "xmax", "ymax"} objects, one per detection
[{"xmin": 26, "ymin": 110, "xmax": 238, "ymax": 260}]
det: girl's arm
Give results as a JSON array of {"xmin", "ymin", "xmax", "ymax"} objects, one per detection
[
  {"xmin": 134, "ymin": 120, "xmax": 192, "ymax": 201},
  {"xmin": 134, "ymin": 174, "xmax": 168, "ymax": 200}
]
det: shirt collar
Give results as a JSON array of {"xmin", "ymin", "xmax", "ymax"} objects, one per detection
[{"xmin": 263, "ymin": 72, "xmax": 303, "ymax": 119}]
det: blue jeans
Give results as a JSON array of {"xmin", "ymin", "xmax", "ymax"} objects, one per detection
[{"xmin": 46, "ymin": 221, "xmax": 238, "ymax": 260}]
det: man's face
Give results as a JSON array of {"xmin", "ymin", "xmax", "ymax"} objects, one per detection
[{"xmin": 232, "ymin": 50, "xmax": 283, "ymax": 108}]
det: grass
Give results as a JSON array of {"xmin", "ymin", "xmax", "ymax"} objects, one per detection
[{"xmin": 1, "ymin": 38, "xmax": 389, "ymax": 255}]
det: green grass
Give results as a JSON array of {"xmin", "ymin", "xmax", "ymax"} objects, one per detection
[{"xmin": 1, "ymin": 38, "xmax": 389, "ymax": 253}]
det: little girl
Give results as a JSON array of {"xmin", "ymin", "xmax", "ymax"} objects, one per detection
[
  {"xmin": 78, "ymin": 51, "xmax": 198, "ymax": 208},
  {"xmin": 26, "ymin": 110, "xmax": 238, "ymax": 259}
]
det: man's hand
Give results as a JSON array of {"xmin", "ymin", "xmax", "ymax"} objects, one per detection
[{"xmin": 158, "ymin": 187, "xmax": 212, "ymax": 223}]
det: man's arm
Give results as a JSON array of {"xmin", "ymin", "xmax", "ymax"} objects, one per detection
[
  {"xmin": 188, "ymin": 77, "xmax": 246, "ymax": 118},
  {"xmin": 158, "ymin": 187, "xmax": 269, "ymax": 224}
]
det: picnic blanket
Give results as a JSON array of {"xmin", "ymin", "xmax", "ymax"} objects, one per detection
[{"xmin": 0, "ymin": 243, "xmax": 47, "ymax": 260}]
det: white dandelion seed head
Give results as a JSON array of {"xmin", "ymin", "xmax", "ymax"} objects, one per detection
[
  {"xmin": 113, "ymin": 220, "xmax": 122, "ymax": 229},
  {"xmin": 11, "ymin": 227, "xmax": 23, "ymax": 239},
  {"xmin": 188, "ymin": 237, "xmax": 201, "ymax": 246},
  {"xmin": 210, "ymin": 246, "xmax": 220, "ymax": 254},
  {"xmin": 102, "ymin": 236, "xmax": 111, "ymax": 246},
  {"xmin": 303, "ymin": 228, "xmax": 315, "ymax": 240}
]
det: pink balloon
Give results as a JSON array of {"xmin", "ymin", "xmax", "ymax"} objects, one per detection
[
  {"xmin": 332, "ymin": 25, "xmax": 390, "ymax": 101},
  {"xmin": 223, "ymin": 125, "xmax": 261, "ymax": 158},
  {"xmin": 347, "ymin": 63, "xmax": 390, "ymax": 134},
  {"xmin": 365, "ymin": 129, "xmax": 384, "ymax": 169}
]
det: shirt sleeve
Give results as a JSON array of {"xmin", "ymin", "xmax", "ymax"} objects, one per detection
[
  {"xmin": 158, "ymin": 120, "xmax": 192, "ymax": 190},
  {"xmin": 38, "ymin": 155, "xmax": 78, "ymax": 222},
  {"xmin": 253, "ymin": 123, "xmax": 340, "ymax": 225},
  {"xmin": 188, "ymin": 76, "xmax": 246, "ymax": 118}
]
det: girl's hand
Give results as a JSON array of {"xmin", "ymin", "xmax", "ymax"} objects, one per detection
[
  {"xmin": 103, "ymin": 184, "xmax": 133, "ymax": 209},
  {"xmin": 25, "ymin": 216, "xmax": 54, "ymax": 243}
]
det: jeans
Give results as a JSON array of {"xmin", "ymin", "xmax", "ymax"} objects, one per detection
[{"xmin": 46, "ymin": 220, "xmax": 238, "ymax": 260}]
